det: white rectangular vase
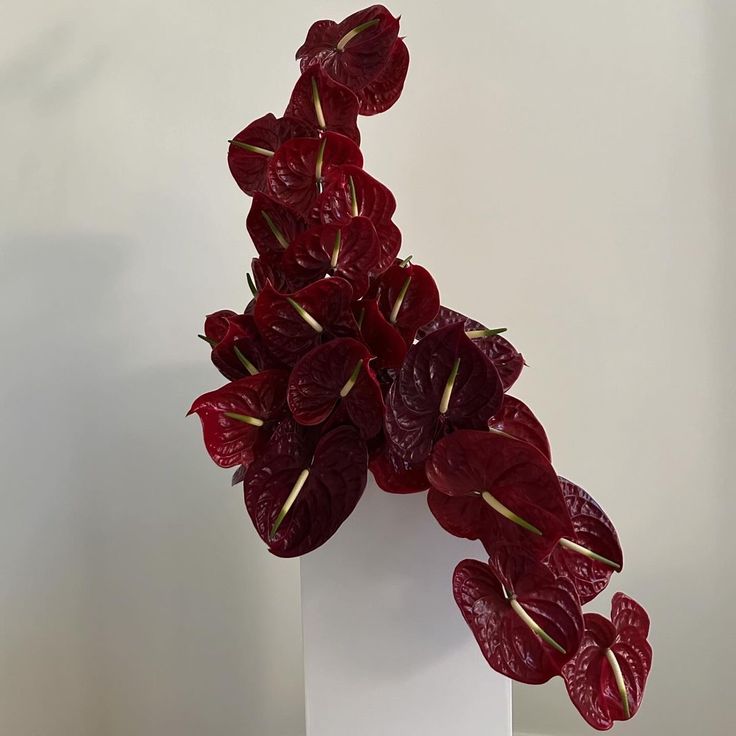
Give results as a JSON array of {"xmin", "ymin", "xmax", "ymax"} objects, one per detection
[{"xmin": 301, "ymin": 479, "xmax": 512, "ymax": 736}]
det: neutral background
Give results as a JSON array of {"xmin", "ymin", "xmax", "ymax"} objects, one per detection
[{"xmin": 2, "ymin": 1, "xmax": 734, "ymax": 734}]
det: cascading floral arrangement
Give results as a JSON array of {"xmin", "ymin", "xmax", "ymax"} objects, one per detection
[{"xmin": 189, "ymin": 5, "xmax": 652, "ymax": 730}]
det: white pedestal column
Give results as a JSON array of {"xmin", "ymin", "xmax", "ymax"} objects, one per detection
[{"xmin": 301, "ymin": 479, "xmax": 512, "ymax": 736}]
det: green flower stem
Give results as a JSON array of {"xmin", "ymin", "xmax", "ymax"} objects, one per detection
[
  {"xmin": 198, "ymin": 334, "xmax": 218, "ymax": 348},
  {"xmin": 269, "ymin": 468, "xmax": 310, "ymax": 540}
]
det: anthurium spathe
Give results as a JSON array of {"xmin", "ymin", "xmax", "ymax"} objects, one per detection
[
  {"xmin": 562, "ymin": 593, "xmax": 652, "ymax": 729},
  {"xmin": 453, "ymin": 547, "xmax": 584, "ymax": 684}
]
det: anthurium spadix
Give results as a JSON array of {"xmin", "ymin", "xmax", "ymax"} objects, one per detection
[
  {"xmin": 188, "ymin": 370, "xmax": 289, "ymax": 468},
  {"xmin": 246, "ymin": 193, "xmax": 307, "ymax": 266},
  {"xmin": 288, "ymin": 338, "xmax": 383, "ymax": 438},
  {"xmin": 562, "ymin": 593, "xmax": 652, "ymax": 729},
  {"xmin": 453, "ymin": 547, "xmax": 584, "ymax": 684},
  {"xmin": 244, "ymin": 419, "xmax": 368, "ymax": 557},
  {"xmin": 426, "ymin": 429, "xmax": 573, "ymax": 559}
]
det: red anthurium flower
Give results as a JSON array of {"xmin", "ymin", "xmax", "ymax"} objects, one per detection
[
  {"xmin": 355, "ymin": 298, "xmax": 407, "ymax": 370},
  {"xmin": 319, "ymin": 164, "xmax": 401, "ymax": 273},
  {"xmin": 488, "ymin": 395, "xmax": 551, "ymax": 461},
  {"xmin": 296, "ymin": 5, "xmax": 400, "ymax": 97},
  {"xmin": 418, "ymin": 306, "xmax": 525, "ymax": 391},
  {"xmin": 284, "ymin": 217, "xmax": 381, "ymax": 297},
  {"xmin": 562, "ymin": 594, "xmax": 652, "ymax": 730},
  {"xmin": 228, "ymin": 113, "xmax": 309, "ymax": 196},
  {"xmin": 358, "ymin": 37, "xmax": 409, "ymax": 115},
  {"xmin": 254, "ymin": 277, "xmax": 358, "ymax": 365},
  {"xmin": 266, "ymin": 132, "xmax": 363, "ymax": 218},
  {"xmin": 426, "ymin": 429, "xmax": 572, "ymax": 559},
  {"xmin": 369, "ymin": 441, "xmax": 429, "ymax": 493},
  {"xmin": 288, "ymin": 338, "xmax": 383, "ymax": 438},
  {"xmin": 188, "ymin": 369, "xmax": 289, "ymax": 468},
  {"xmin": 207, "ymin": 312, "xmax": 280, "ymax": 380},
  {"xmin": 244, "ymin": 418, "xmax": 368, "ymax": 557},
  {"xmin": 285, "ymin": 65, "xmax": 361, "ymax": 144},
  {"xmin": 384, "ymin": 324, "xmax": 503, "ymax": 465},
  {"xmin": 376, "ymin": 260, "xmax": 440, "ymax": 343},
  {"xmin": 202, "ymin": 309, "xmax": 237, "ymax": 345},
  {"xmin": 246, "ymin": 193, "xmax": 307, "ymax": 265},
  {"xmin": 546, "ymin": 478, "xmax": 623, "ymax": 605},
  {"xmin": 453, "ymin": 547, "xmax": 584, "ymax": 684}
]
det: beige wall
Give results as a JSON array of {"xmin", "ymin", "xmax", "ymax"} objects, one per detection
[{"xmin": 2, "ymin": 1, "xmax": 733, "ymax": 735}]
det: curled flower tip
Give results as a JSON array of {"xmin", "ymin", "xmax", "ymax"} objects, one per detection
[
  {"xmin": 336, "ymin": 18, "xmax": 380, "ymax": 51},
  {"xmin": 269, "ymin": 468, "xmax": 310, "ymax": 540},
  {"xmin": 480, "ymin": 491, "xmax": 543, "ymax": 535},
  {"xmin": 509, "ymin": 596, "xmax": 566, "ymax": 654},
  {"xmin": 228, "ymin": 139, "xmax": 274, "ymax": 157},
  {"xmin": 466, "ymin": 327, "xmax": 507, "ymax": 339}
]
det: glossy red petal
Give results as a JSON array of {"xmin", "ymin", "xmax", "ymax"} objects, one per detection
[
  {"xmin": 244, "ymin": 420, "xmax": 368, "ymax": 557},
  {"xmin": 453, "ymin": 549, "xmax": 583, "ymax": 684},
  {"xmin": 545, "ymin": 478, "xmax": 623, "ymax": 605},
  {"xmin": 369, "ymin": 441, "xmax": 429, "ymax": 493},
  {"xmin": 203, "ymin": 309, "xmax": 237, "ymax": 344},
  {"xmin": 209, "ymin": 313, "xmax": 282, "ymax": 380},
  {"xmin": 356, "ymin": 298, "xmax": 407, "ymax": 369},
  {"xmin": 376, "ymin": 261, "xmax": 440, "ymax": 343},
  {"xmin": 266, "ymin": 133, "xmax": 363, "ymax": 217},
  {"xmin": 359, "ymin": 37, "xmax": 409, "ymax": 115},
  {"xmin": 319, "ymin": 164, "xmax": 401, "ymax": 273},
  {"xmin": 246, "ymin": 193, "xmax": 307, "ymax": 264},
  {"xmin": 426, "ymin": 430, "xmax": 573, "ymax": 559},
  {"xmin": 418, "ymin": 306, "xmax": 525, "ymax": 391},
  {"xmin": 285, "ymin": 65, "xmax": 361, "ymax": 144},
  {"xmin": 288, "ymin": 338, "xmax": 383, "ymax": 438},
  {"xmin": 254, "ymin": 278, "xmax": 358, "ymax": 366},
  {"xmin": 488, "ymin": 395, "xmax": 551, "ymax": 461},
  {"xmin": 228, "ymin": 114, "xmax": 308, "ymax": 196},
  {"xmin": 188, "ymin": 370, "xmax": 289, "ymax": 468},
  {"xmin": 296, "ymin": 6, "xmax": 400, "ymax": 93},
  {"xmin": 562, "ymin": 599, "xmax": 652, "ymax": 730}
]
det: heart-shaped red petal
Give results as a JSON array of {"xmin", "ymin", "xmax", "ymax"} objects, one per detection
[
  {"xmin": 545, "ymin": 478, "xmax": 623, "ymax": 604},
  {"xmin": 488, "ymin": 395, "xmax": 551, "ymax": 461},
  {"xmin": 254, "ymin": 277, "xmax": 358, "ymax": 366},
  {"xmin": 246, "ymin": 193, "xmax": 307, "ymax": 265},
  {"xmin": 453, "ymin": 548, "xmax": 583, "ymax": 684},
  {"xmin": 244, "ymin": 419, "xmax": 368, "ymax": 557},
  {"xmin": 228, "ymin": 114, "xmax": 308, "ymax": 196},
  {"xmin": 319, "ymin": 164, "xmax": 401, "ymax": 273},
  {"xmin": 358, "ymin": 37, "xmax": 409, "ymax": 115},
  {"xmin": 376, "ymin": 261, "xmax": 440, "ymax": 343},
  {"xmin": 285, "ymin": 65, "xmax": 361, "ymax": 144},
  {"xmin": 266, "ymin": 132, "xmax": 363, "ymax": 217},
  {"xmin": 209, "ymin": 313, "xmax": 282, "ymax": 380},
  {"xmin": 296, "ymin": 6, "xmax": 400, "ymax": 93},
  {"xmin": 426, "ymin": 430, "xmax": 573, "ymax": 559},
  {"xmin": 562, "ymin": 596, "xmax": 652, "ymax": 729},
  {"xmin": 356, "ymin": 298, "xmax": 407, "ymax": 370},
  {"xmin": 288, "ymin": 338, "xmax": 383, "ymax": 438},
  {"xmin": 188, "ymin": 370, "xmax": 289, "ymax": 468}
]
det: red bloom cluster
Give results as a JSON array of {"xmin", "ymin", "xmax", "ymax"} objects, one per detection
[{"xmin": 190, "ymin": 5, "xmax": 651, "ymax": 729}]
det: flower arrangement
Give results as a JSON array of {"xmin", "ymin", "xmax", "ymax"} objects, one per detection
[{"xmin": 189, "ymin": 6, "xmax": 652, "ymax": 730}]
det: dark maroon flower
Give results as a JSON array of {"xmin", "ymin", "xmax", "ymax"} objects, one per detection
[
  {"xmin": 376, "ymin": 260, "xmax": 440, "ymax": 343},
  {"xmin": 254, "ymin": 277, "xmax": 358, "ymax": 365},
  {"xmin": 266, "ymin": 132, "xmax": 363, "ymax": 217},
  {"xmin": 319, "ymin": 164, "xmax": 401, "ymax": 273},
  {"xmin": 453, "ymin": 547, "xmax": 583, "ymax": 684},
  {"xmin": 356, "ymin": 298, "xmax": 407, "ymax": 370},
  {"xmin": 359, "ymin": 37, "xmax": 409, "ymax": 115},
  {"xmin": 488, "ymin": 395, "xmax": 551, "ymax": 461},
  {"xmin": 246, "ymin": 193, "xmax": 307, "ymax": 265},
  {"xmin": 285, "ymin": 65, "xmax": 361, "ymax": 144},
  {"xmin": 562, "ymin": 594, "xmax": 652, "ymax": 730},
  {"xmin": 296, "ymin": 6, "xmax": 400, "ymax": 98},
  {"xmin": 202, "ymin": 309, "xmax": 237, "ymax": 345},
  {"xmin": 188, "ymin": 370, "xmax": 289, "ymax": 468},
  {"xmin": 228, "ymin": 114, "xmax": 308, "ymax": 196},
  {"xmin": 287, "ymin": 338, "xmax": 383, "ymax": 438},
  {"xmin": 369, "ymin": 442, "xmax": 429, "ymax": 493},
  {"xmin": 283, "ymin": 217, "xmax": 380, "ymax": 297},
  {"xmin": 426, "ymin": 429, "xmax": 572, "ymax": 559},
  {"xmin": 244, "ymin": 419, "xmax": 368, "ymax": 557},
  {"xmin": 546, "ymin": 478, "xmax": 623, "ymax": 604},
  {"xmin": 207, "ymin": 312, "xmax": 280, "ymax": 380},
  {"xmin": 419, "ymin": 306, "xmax": 525, "ymax": 391}
]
